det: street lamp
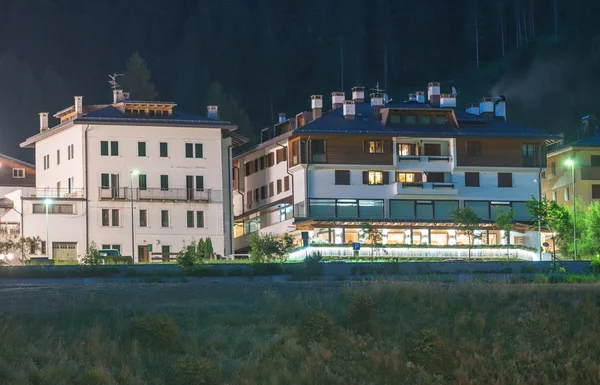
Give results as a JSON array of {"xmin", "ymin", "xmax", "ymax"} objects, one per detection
[
  {"xmin": 44, "ymin": 198, "xmax": 52, "ymax": 259},
  {"xmin": 533, "ymin": 178, "xmax": 542, "ymax": 261},
  {"xmin": 130, "ymin": 170, "xmax": 139, "ymax": 262},
  {"xmin": 565, "ymin": 158, "xmax": 577, "ymax": 259}
]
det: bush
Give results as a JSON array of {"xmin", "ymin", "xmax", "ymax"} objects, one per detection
[
  {"xmin": 103, "ymin": 255, "xmax": 133, "ymax": 265},
  {"xmin": 591, "ymin": 258, "xmax": 600, "ymax": 273},
  {"xmin": 23, "ymin": 258, "xmax": 55, "ymax": 266},
  {"xmin": 298, "ymin": 311, "xmax": 338, "ymax": 343},
  {"xmin": 347, "ymin": 292, "xmax": 376, "ymax": 334},
  {"xmin": 304, "ymin": 251, "xmax": 323, "ymax": 276},
  {"xmin": 251, "ymin": 263, "xmax": 283, "ymax": 276},
  {"xmin": 81, "ymin": 243, "xmax": 102, "ymax": 266},
  {"xmin": 409, "ymin": 329, "xmax": 452, "ymax": 374},
  {"xmin": 130, "ymin": 314, "xmax": 179, "ymax": 350},
  {"xmin": 171, "ymin": 356, "xmax": 218, "ymax": 385}
]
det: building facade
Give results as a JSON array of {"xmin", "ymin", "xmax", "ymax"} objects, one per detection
[
  {"xmin": 233, "ymin": 84, "xmax": 556, "ymax": 257},
  {"xmin": 18, "ymin": 90, "xmax": 244, "ymax": 262}
]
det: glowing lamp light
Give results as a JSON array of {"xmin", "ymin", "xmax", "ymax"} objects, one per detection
[
  {"xmin": 131, "ymin": 169, "xmax": 140, "ymax": 176},
  {"xmin": 565, "ymin": 159, "xmax": 574, "ymax": 167},
  {"xmin": 43, "ymin": 198, "xmax": 52, "ymax": 205}
]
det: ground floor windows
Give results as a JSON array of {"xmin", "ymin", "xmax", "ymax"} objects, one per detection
[
  {"xmin": 389, "ymin": 200, "xmax": 458, "ymax": 221},
  {"xmin": 309, "ymin": 199, "xmax": 384, "ymax": 219}
]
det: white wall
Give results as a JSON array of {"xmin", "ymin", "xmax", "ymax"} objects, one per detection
[{"xmin": 453, "ymin": 168, "xmax": 538, "ymax": 201}]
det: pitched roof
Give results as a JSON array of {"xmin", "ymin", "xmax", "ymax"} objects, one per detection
[
  {"xmin": 75, "ymin": 106, "xmax": 234, "ymax": 126},
  {"xmin": 0, "ymin": 152, "xmax": 34, "ymax": 168}
]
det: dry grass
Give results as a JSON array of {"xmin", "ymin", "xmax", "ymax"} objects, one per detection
[{"xmin": 0, "ymin": 281, "xmax": 600, "ymax": 384}]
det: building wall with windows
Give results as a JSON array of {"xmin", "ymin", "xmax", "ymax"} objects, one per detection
[{"xmin": 0, "ymin": 153, "xmax": 36, "ymax": 196}]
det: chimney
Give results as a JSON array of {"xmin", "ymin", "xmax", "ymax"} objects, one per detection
[
  {"xmin": 311, "ymin": 95, "xmax": 323, "ymax": 120},
  {"xmin": 371, "ymin": 93, "xmax": 384, "ymax": 119},
  {"xmin": 331, "ymin": 91, "xmax": 345, "ymax": 109},
  {"xmin": 74, "ymin": 96, "xmax": 83, "ymax": 117},
  {"xmin": 351, "ymin": 86, "xmax": 365, "ymax": 103},
  {"xmin": 39, "ymin": 112, "xmax": 49, "ymax": 132},
  {"xmin": 408, "ymin": 93, "xmax": 417, "ymax": 102},
  {"xmin": 494, "ymin": 95, "xmax": 507, "ymax": 122},
  {"xmin": 416, "ymin": 91, "xmax": 425, "ymax": 103},
  {"xmin": 479, "ymin": 97, "xmax": 494, "ymax": 119},
  {"xmin": 207, "ymin": 105, "xmax": 219, "ymax": 120},
  {"xmin": 440, "ymin": 94, "xmax": 457, "ymax": 108},
  {"xmin": 278, "ymin": 112, "xmax": 286, "ymax": 123},
  {"xmin": 427, "ymin": 82, "xmax": 441, "ymax": 106},
  {"xmin": 343, "ymin": 100, "xmax": 356, "ymax": 120},
  {"xmin": 123, "ymin": 92, "xmax": 130, "ymax": 100},
  {"xmin": 113, "ymin": 89, "xmax": 124, "ymax": 104},
  {"xmin": 465, "ymin": 103, "xmax": 480, "ymax": 116}
]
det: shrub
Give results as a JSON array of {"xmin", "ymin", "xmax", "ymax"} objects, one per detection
[
  {"xmin": 81, "ymin": 243, "xmax": 102, "ymax": 266},
  {"xmin": 533, "ymin": 274, "xmax": 549, "ymax": 283},
  {"xmin": 23, "ymin": 258, "xmax": 55, "ymax": 266},
  {"xmin": 171, "ymin": 356, "xmax": 218, "ymax": 385},
  {"xmin": 251, "ymin": 263, "xmax": 283, "ymax": 276},
  {"xmin": 104, "ymin": 255, "xmax": 133, "ymax": 265},
  {"xmin": 298, "ymin": 311, "xmax": 338, "ymax": 343},
  {"xmin": 304, "ymin": 251, "xmax": 323, "ymax": 276},
  {"xmin": 591, "ymin": 258, "xmax": 600, "ymax": 273},
  {"xmin": 409, "ymin": 329, "xmax": 452, "ymax": 374},
  {"xmin": 348, "ymin": 292, "xmax": 376, "ymax": 334},
  {"xmin": 130, "ymin": 314, "xmax": 178, "ymax": 350}
]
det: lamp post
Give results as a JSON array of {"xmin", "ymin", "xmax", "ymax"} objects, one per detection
[
  {"xmin": 130, "ymin": 170, "xmax": 139, "ymax": 262},
  {"xmin": 533, "ymin": 178, "xmax": 543, "ymax": 261},
  {"xmin": 44, "ymin": 198, "xmax": 52, "ymax": 259},
  {"xmin": 565, "ymin": 158, "xmax": 577, "ymax": 260}
]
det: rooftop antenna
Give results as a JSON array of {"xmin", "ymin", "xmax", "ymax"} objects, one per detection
[
  {"xmin": 108, "ymin": 73, "xmax": 124, "ymax": 90},
  {"xmin": 369, "ymin": 82, "xmax": 385, "ymax": 94}
]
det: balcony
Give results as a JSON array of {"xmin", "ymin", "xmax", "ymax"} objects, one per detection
[
  {"xmin": 397, "ymin": 155, "xmax": 453, "ymax": 172},
  {"xmin": 395, "ymin": 182, "xmax": 457, "ymax": 195},
  {"xmin": 581, "ymin": 166, "xmax": 600, "ymax": 180},
  {"xmin": 22, "ymin": 188, "xmax": 85, "ymax": 199},
  {"xmin": 98, "ymin": 187, "xmax": 222, "ymax": 203}
]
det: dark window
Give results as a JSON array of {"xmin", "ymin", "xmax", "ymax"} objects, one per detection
[
  {"xmin": 259, "ymin": 156, "xmax": 265, "ymax": 170},
  {"xmin": 498, "ymin": 173, "xmax": 513, "ymax": 187},
  {"xmin": 593, "ymin": 185, "xmax": 600, "ymax": 199},
  {"xmin": 466, "ymin": 141, "xmax": 482, "ymax": 156},
  {"xmin": 187, "ymin": 211, "xmax": 194, "ymax": 228},
  {"xmin": 434, "ymin": 115, "xmax": 446, "ymax": 124},
  {"xmin": 138, "ymin": 142, "xmax": 146, "ymax": 157},
  {"xmin": 254, "ymin": 158, "xmax": 259, "ymax": 171},
  {"xmin": 139, "ymin": 210, "xmax": 147, "ymax": 227},
  {"xmin": 100, "ymin": 141, "xmax": 109, "ymax": 156},
  {"xmin": 260, "ymin": 186, "xmax": 267, "ymax": 200},
  {"xmin": 56, "ymin": 150, "xmax": 60, "ymax": 165},
  {"xmin": 185, "ymin": 143, "xmax": 193, "ymax": 158},
  {"xmin": 284, "ymin": 176, "xmax": 290, "ymax": 191},
  {"xmin": 254, "ymin": 188, "xmax": 259, "ymax": 202},
  {"xmin": 110, "ymin": 141, "xmax": 119, "ymax": 156},
  {"xmin": 405, "ymin": 115, "xmax": 416, "ymax": 124},
  {"xmin": 465, "ymin": 172, "xmax": 480, "ymax": 187},
  {"xmin": 551, "ymin": 162, "xmax": 556, "ymax": 175},
  {"xmin": 269, "ymin": 182, "xmax": 274, "ymax": 197},
  {"xmin": 111, "ymin": 209, "xmax": 119, "ymax": 226},
  {"xmin": 196, "ymin": 176, "xmax": 204, "ymax": 191},
  {"xmin": 101, "ymin": 173, "xmax": 109, "ymax": 188},
  {"xmin": 101, "ymin": 209, "xmax": 109, "ymax": 226},
  {"xmin": 418, "ymin": 115, "xmax": 431, "ymax": 124},
  {"xmin": 161, "ymin": 210, "xmax": 169, "ymax": 227},
  {"xmin": 277, "ymin": 179, "xmax": 282, "ymax": 194},
  {"xmin": 196, "ymin": 211, "xmax": 204, "ymax": 227},
  {"xmin": 160, "ymin": 175, "xmax": 169, "ymax": 190},
  {"xmin": 427, "ymin": 172, "xmax": 445, "ymax": 183},
  {"xmin": 245, "ymin": 162, "xmax": 251, "ymax": 176},
  {"xmin": 389, "ymin": 115, "xmax": 401, "ymax": 124},
  {"xmin": 311, "ymin": 140, "xmax": 326, "ymax": 162},
  {"xmin": 592, "ymin": 156, "xmax": 600, "ymax": 167},
  {"xmin": 195, "ymin": 143, "xmax": 203, "ymax": 158},
  {"xmin": 335, "ymin": 170, "xmax": 350, "ymax": 185},
  {"xmin": 267, "ymin": 153, "xmax": 274, "ymax": 167},
  {"xmin": 247, "ymin": 191, "xmax": 252, "ymax": 205},
  {"xmin": 138, "ymin": 174, "xmax": 147, "ymax": 190},
  {"xmin": 160, "ymin": 142, "xmax": 168, "ymax": 157},
  {"xmin": 161, "ymin": 245, "xmax": 170, "ymax": 260},
  {"xmin": 522, "ymin": 144, "xmax": 535, "ymax": 167},
  {"xmin": 423, "ymin": 143, "xmax": 441, "ymax": 156}
]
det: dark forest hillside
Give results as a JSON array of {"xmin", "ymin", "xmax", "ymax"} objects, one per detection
[{"xmin": 1, "ymin": 0, "xmax": 599, "ymax": 160}]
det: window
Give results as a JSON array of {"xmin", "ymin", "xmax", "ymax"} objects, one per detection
[
  {"xmin": 246, "ymin": 191, "xmax": 252, "ymax": 206},
  {"xmin": 101, "ymin": 209, "xmax": 119, "ymax": 226},
  {"xmin": 68, "ymin": 177, "xmax": 74, "ymax": 193},
  {"xmin": 491, "ymin": 202, "xmax": 511, "ymax": 220},
  {"xmin": 365, "ymin": 171, "xmax": 384, "ymax": 185},
  {"xmin": 56, "ymin": 150, "xmax": 60, "ymax": 165},
  {"xmin": 276, "ymin": 147, "xmax": 287, "ymax": 163},
  {"xmin": 551, "ymin": 162, "xmax": 556, "ymax": 176},
  {"xmin": 185, "ymin": 143, "xmax": 193, "ymax": 158},
  {"xmin": 196, "ymin": 211, "xmax": 204, "ymax": 228},
  {"xmin": 427, "ymin": 172, "xmax": 445, "ymax": 183},
  {"xmin": 398, "ymin": 143, "xmax": 417, "ymax": 156},
  {"xmin": 277, "ymin": 179, "xmax": 282, "ymax": 194},
  {"xmin": 161, "ymin": 245, "xmax": 171, "ymax": 260},
  {"xmin": 564, "ymin": 186, "xmax": 570, "ymax": 202},
  {"xmin": 12, "ymin": 168, "xmax": 24, "ymax": 178},
  {"xmin": 498, "ymin": 173, "xmax": 513, "ymax": 187},
  {"xmin": 466, "ymin": 141, "xmax": 482, "ymax": 156},
  {"xmin": 311, "ymin": 140, "xmax": 326, "ymax": 162},
  {"xmin": 67, "ymin": 144, "xmax": 74, "ymax": 160},
  {"xmin": 187, "ymin": 211, "xmax": 194, "ymax": 228},
  {"xmin": 434, "ymin": 115, "xmax": 446, "ymax": 125},
  {"xmin": 139, "ymin": 209, "xmax": 147, "ymax": 227},
  {"xmin": 418, "ymin": 115, "xmax": 431, "ymax": 124},
  {"xmin": 254, "ymin": 188, "xmax": 259, "ymax": 202},
  {"xmin": 160, "ymin": 142, "xmax": 168, "ymax": 157},
  {"xmin": 552, "ymin": 190, "xmax": 557, "ymax": 201},
  {"xmin": 161, "ymin": 210, "xmax": 169, "ymax": 227},
  {"xmin": 43, "ymin": 154, "xmax": 50, "ymax": 170},
  {"xmin": 367, "ymin": 140, "xmax": 384, "ymax": 154},
  {"xmin": 185, "ymin": 143, "xmax": 203, "ymax": 158},
  {"xmin": 390, "ymin": 200, "xmax": 415, "ymax": 220},
  {"xmin": 335, "ymin": 170, "xmax": 350, "ymax": 185},
  {"xmin": 57, "ymin": 181, "xmax": 61, "ymax": 194},
  {"xmin": 434, "ymin": 200, "xmax": 459, "ymax": 220},
  {"xmin": 593, "ymin": 185, "xmax": 600, "ymax": 199},
  {"xmin": 160, "ymin": 175, "xmax": 169, "ymax": 191},
  {"xmin": 465, "ymin": 172, "xmax": 480, "ymax": 187},
  {"xmin": 195, "ymin": 176, "xmax": 204, "ymax": 191},
  {"xmin": 110, "ymin": 141, "xmax": 119, "ymax": 156},
  {"xmin": 336, "ymin": 199, "xmax": 358, "ymax": 218},
  {"xmin": 101, "ymin": 173, "xmax": 109, "ymax": 188},
  {"xmin": 284, "ymin": 176, "xmax": 290, "ymax": 191},
  {"xmin": 138, "ymin": 174, "xmax": 147, "ymax": 190},
  {"xmin": 195, "ymin": 143, "xmax": 203, "ymax": 158},
  {"xmin": 111, "ymin": 209, "xmax": 119, "ymax": 226},
  {"xmin": 32, "ymin": 204, "xmax": 74, "ymax": 214},
  {"xmin": 101, "ymin": 141, "xmax": 109, "ymax": 156},
  {"xmin": 592, "ymin": 155, "xmax": 600, "ymax": 167},
  {"xmin": 267, "ymin": 153, "xmax": 275, "ymax": 167},
  {"xmin": 522, "ymin": 144, "xmax": 535, "ymax": 167},
  {"xmin": 396, "ymin": 172, "xmax": 421, "ymax": 183},
  {"xmin": 254, "ymin": 158, "xmax": 259, "ymax": 171},
  {"xmin": 260, "ymin": 186, "xmax": 267, "ymax": 200},
  {"xmin": 465, "ymin": 201, "xmax": 490, "ymax": 219},
  {"xmin": 405, "ymin": 115, "xmax": 416, "ymax": 124},
  {"xmin": 138, "ymin": 142, "xmax": 147, "ymax": 157},
  {"xmin": 101, "ymin": 245, "xmax": 121, "ymax": 253},
  {"xmin": 41, "ymin": 241, "xmax": 46, "ymax": 255},
  {"xmin": 245, "ymin": 162, "xmax": 252, "ymax": 176},
  {"xmin": 259, "ymin": 156, "xmax": 265, "ymax": 170},
  {"xmin": 389, "ymin": 115, "xmax": 401, "ymax": 124},
  {"xmin": 359, "ymin": 200, "xmax": 384, "ymax": 219},
  {"xmin": 269, "ymin": 182, "xmax": 274, "ymax": 197},
  {"xmin": 423, "ymin": 143, "xmax": 441, "ymax": 156},
  {"xmin": 416, "ymin": 200, "xmax": 434, "ymax": 220}
]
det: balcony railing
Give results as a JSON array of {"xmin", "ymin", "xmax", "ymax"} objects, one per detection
[
  {"xmin": 22, "ymin": 188, "xmax": 85, "ymax": 199},
  {"xmin": 395, "ymin": 182, "xmax": 457, "ymax": 195},
  {"xmin": 98, "ymin": 187, "xmax": 222, "ymax": 203},
  {"xmin": 581, "ymin": 166, "xmax": 600, "ymax": 180},
  {"xmin": 398, "ymin": 155, "xmax": 452, "ymax": 162}
]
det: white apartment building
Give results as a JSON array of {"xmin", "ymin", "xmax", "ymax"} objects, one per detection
[
  {"xmin": 18, "ymin": 91, "xmax": 245, "ymax": 262},
  {"xmin": 233, "ymin": 85, "xmax": 559, "ymax": 259}
]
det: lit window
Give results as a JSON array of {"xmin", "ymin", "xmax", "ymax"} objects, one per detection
[
  {"xmin": 396, "ymin": 173, "xmax": 416, "ymax": 183},
  {"xmin": 368, "ymin": 171, "xmax": 384, "ymax": 185},
  {"xmin": 398, "ymin": 143, "xmax": 418, "ymax": 156},
  {"xmin": 368, "ymin": 140, "xmax": 384, "ymax": 154}
]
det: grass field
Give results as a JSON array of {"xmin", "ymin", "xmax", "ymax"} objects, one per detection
[{"xmin": 1, "ymin": 281, "xmax": 599, "ymax": 384}]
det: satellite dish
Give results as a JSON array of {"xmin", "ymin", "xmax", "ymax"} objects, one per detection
[
  {"xmin": 452, "ymin": 87, "xmax": 457, "ymax": 95},
  {"xmin": 383, "ymin": 94, "xmax": 389, "ymax": 104}
]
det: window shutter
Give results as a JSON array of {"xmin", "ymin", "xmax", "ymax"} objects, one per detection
[
  {"xmin": 383, "ymin": 171, "xmax": 390, "ymax": 185},
  {"xmin": 363, "ymin": 171, "xmax": 369, "ymax": 184},
  {"xmin": 276, "ymin": 149, "xmax": 281, "ymax": 163},
  {"xmin": 384, "ymin": 140, "xmax": 392, "ymax": 154},
  {"xmin": 363, "ymin": 141, "xmax": 369, "ymax": 153},
  {"xmin": 414, "ymin": 173, "xmax": 423, "ymax": 182}
]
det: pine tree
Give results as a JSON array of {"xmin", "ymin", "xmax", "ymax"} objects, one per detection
[
  {"xmin": 121, "ymin": 52, "xmax": 158, "ymax": 101},
  {"xmin": 206, "ymin": 82, "xmax": 253, "ymax": 141}
]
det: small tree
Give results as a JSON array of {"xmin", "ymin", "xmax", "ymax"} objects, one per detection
[
  {"xmin": 450, "ymin": 206, "xmax": 481, "ymax": 260},
  {"xmin": 495, "ymin": 207, "xmax": 514, "ymax": 260},
  {"xmin": 204, "ymin": 237, "xmax": 214, "ymax": 260},
  {"xmin": 527, "ymin": 196, "xmax": 572, "ymax": 259},
  {"xmin": 249, "ymin": 233, "xmax": 294, "ymax": 263},
  {"xmin": 82, "ymin": 242, "xmax": 102, "ymax": 266},
  {"xmin": 360, "ymin": 222, "xmax": 383, "ymax": 263},
  {"xmin": 196, "ymin": 238, "xmax": 206, "ymax": 260}
]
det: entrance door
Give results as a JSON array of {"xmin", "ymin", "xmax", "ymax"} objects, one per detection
[
  {"xmin": 138, "ymin": 245, "xmax": 149, "ymax": 263},
  {"xmin": 186, "ymin": 175, "xmax": 194, "ymax": 200},
  {"xmin": 110, "ymin": 174, "xmax": 120, "ymax": 198}
]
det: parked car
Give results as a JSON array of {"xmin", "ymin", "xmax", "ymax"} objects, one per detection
[{"xmin": 98, "ymin": 249, "xmax": 120, "ymax": 258}]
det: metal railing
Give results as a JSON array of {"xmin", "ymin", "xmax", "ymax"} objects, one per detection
[
  {"xmin": 22, "ymin": 188, "xmax": 85, "ymax": 199},
  {"xmin": 99, "ymin": 187, "xmax": 222, "ymax": 203}
]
